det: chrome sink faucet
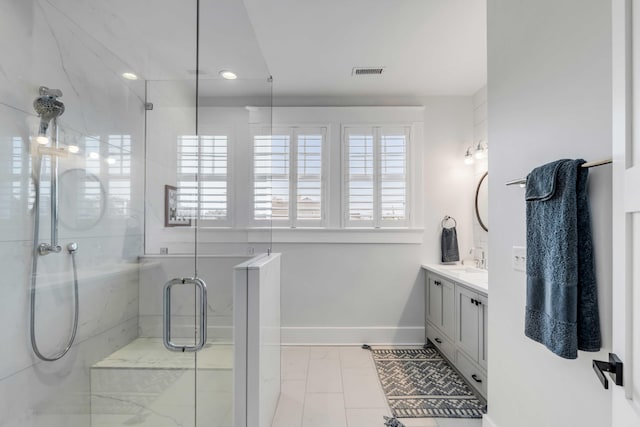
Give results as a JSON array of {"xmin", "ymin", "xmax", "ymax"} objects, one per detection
[{"xmin": 469, "ymin": 247, "xmax": 487, "ymax": 269}]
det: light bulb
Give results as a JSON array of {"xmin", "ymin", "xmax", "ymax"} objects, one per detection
[
  {"xmin": 88, "ymin": 152, "xmax": 100, "ymax": 160},
  {"xmin": 106, "ymin": 157, "xmax": 116, "ymax": 165},
  {"xmin": 219, "ymin": 70, "xmax": 237, "ymax": 80},
  {"xmin": 475, "ymin": 141, "xmax": 487, "ymax": 159},
  {"xmin": 464, "ymin": 147, "xmax": 474, "ymax": 165},
  {"xmin": 67, "ymin": 145, "xmax": 80, "ymax": 154},
  {"xmin": 36, "ymin": 135, "xmax": 49, "ymax": 145}
]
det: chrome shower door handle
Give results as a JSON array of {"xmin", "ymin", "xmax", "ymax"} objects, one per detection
[{"xmin": 163, "ymin": 277, "xmax": 208, "ymax": 352}]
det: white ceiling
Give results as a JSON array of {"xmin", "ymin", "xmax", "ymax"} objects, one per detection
[
  {"xmin": 242, "ymin": 0, "xmax": 487, "ymax": 97},
  {"xmin": 53, "ymin": 0, "xmax": 486, "ymax": 98}
]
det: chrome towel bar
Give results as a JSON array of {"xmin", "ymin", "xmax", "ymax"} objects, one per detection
[{"xmin": 505, "ymin": 158, "xmax": 612, "ymax": 186}]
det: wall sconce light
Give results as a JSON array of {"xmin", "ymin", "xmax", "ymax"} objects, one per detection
[
  {"xmin": 464, "ymin": 140, "xmax": 488, "ymax": 165},
  {"xmin": 464, "ymin": 147, "xmax": 475, "ymax": 165},
  {"xmin": 475, "ymin": 140, "xmax": 487, "ymax": 159}
]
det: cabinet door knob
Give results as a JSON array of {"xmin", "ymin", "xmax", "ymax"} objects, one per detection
[
  {"xmin": 434, "ymin": 337, "xmax": 442, "ymax": 344},
  {"xmin": 471, "ymin": 374, "xmax": 482, "ymax": 383},
  {"xmin": 470, "ymin": 298, "xmax": 476, "ymax": 304},
  {"xmin": 476, "ymin": 300, "xmax": 482, "ymax": 306}
]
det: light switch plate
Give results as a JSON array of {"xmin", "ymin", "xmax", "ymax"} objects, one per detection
[{"xmin": 512, "ymin": 246, "xmax": 526, "ymax": 272}]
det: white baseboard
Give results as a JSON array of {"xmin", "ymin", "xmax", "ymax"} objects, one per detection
[
  {"xmin": 482, "ymin": 414, "xmax": 497, "ymax": 427},
  {"xmin": 281, "ymin": 326, "xmax": 425, "ymax": 345}
]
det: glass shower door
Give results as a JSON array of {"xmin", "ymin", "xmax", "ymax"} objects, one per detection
[
  {"xmin": 92, "ymin": 1, "xmax": 203, "ymax": 425},
  {"xmin": 193, "ymin": 2, "xmax": 274, "ymax": 426}
]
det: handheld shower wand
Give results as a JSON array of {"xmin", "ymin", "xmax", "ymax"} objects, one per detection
[
  {"xmin": 30, "ymin": 86, "xmax": 80, "ymax": 361},
  {"xmin": 34, "ymin": 87, "xmax": 65, "ymax": 255}
]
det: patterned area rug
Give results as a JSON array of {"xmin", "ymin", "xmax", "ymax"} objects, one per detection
[{"xmin": 372, "ymin": 348, "xmax": 485, "ymax": 419}]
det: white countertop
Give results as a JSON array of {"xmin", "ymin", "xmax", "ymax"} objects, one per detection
[{"xmin": 421, "ymin": 263, "xmax": 488, "ymax": 295}]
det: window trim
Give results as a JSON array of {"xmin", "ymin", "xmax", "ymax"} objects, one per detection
[
  {"xmin": 251, "ymin": 124, "xmax": 329, "ymax": 228},
  {"xmin": 341, "ymin": 124, "xmax": 412, "ymax": 229}
]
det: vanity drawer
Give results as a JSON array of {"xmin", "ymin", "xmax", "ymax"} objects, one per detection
[
  {"xmin": 427, "ymin": 324, "xmax": 455, "ymax": 362},
  {"xmin": 456, "ymin": 349, "xmax": 487, "ymax": 397}
]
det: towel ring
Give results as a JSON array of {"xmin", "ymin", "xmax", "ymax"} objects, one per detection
[{"xmin": 441, "ymin": 215, "xmax": 457, "ymax": 228}]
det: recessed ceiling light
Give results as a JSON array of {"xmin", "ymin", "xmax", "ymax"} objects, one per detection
[
  {"xmin": 106, "ymin": 157, "xmax": 116, "ymax": 165},
  {"xmin": 88, "ymin": 152, "xmax": 100, "ymax": 160},
  {"xmin": 67, "ymin": 145, "xmax": 80, "ymax": 154},
  {"xmin": 122, "ymin": 72, "xmax": 138, "ymax": 80},
  {"xmin": 219, "ymin": 70, "xmax": 237, "ymax": 80}
]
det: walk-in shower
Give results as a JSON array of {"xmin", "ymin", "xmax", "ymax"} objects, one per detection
[
  {"xmin": 30, "ymin": 86, "xmax": 80, "ymax": 362},
  {"xmin": 2, "ymin": 1, "xmax": 277, "ymax": 425}
]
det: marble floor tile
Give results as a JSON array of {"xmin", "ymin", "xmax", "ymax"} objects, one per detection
[
  {"xmin": 282, "ymin": 347, "xmax": 310, "ymax": 381},
  {"xmin": 435, "ymin": 418, "xmax": 483, "ymax": 427},
  {"xmin": 301, "ymin": 393, "xmax": 347, "ymax": 427},
  {"xmin": 306, "ymin": 358, "xmax": 342, "ymax": 393},
  {"xmin": 271, "ymin": 381, "xmax": 306, "ymax": 427},
  {"xmin": 309, "ymin": 346, "xmax": 341, "ymax": 360},
  {"xmin": 342, "ymin": 368, "xmax": 388, "ymax": 409},
  {"xmin": 345, "ymin": 408, "xmax": 393, "ymax": 427},
  {"xmin": 271, "ymin": 346, "xmax": 484, "ymax": 427},
  {"xmin": 339, "ymin": 347, "xmax": 375, "ymax": 370},
  {"xmin": 399, "ymin": 417, "xmax": 440, "ymax": 427}
]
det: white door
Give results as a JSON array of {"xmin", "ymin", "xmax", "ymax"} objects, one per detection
[{"xmin": 612, "ymin": 1, "xmax": 640, "ymax": 425}]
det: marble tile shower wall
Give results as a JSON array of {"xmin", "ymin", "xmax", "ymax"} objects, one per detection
[{"xmin": 0, "ymin": 1, "xmax": 145, "ymax": 426}]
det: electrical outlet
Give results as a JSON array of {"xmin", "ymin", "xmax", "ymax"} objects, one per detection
[{"xmin": 512, "ymin": 246, "xmax": 526, "ymax": 272}]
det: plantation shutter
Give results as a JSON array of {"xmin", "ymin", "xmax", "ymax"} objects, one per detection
[
  {"xmin": 253, "ymin": 132, "xmax": 290, "ymax": 221},
  {"xmin": 177, "ymin": 135, "xmax": 229, "ymax": 222},
  {"xmin": 344, "ymin": 126, "xmax": 410, "ymax": 227}
]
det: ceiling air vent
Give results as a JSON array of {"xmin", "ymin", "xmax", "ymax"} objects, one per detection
[{"xmin": 352, "ymin": 67, "xmax": 385, "ymax": 76}]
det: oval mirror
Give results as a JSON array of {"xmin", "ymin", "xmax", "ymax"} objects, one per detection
[
  {"xmin": 59, "ymin": 168, "xmax": 107, "ymax": 230},
  {"xmin": 475, "ymin": 171, "xmax": 488, "ymax": 232}
]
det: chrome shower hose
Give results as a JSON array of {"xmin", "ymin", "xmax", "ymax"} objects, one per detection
[{"xmin": 29, "ymin": 164, "xmax": 79, "ymax": 362}]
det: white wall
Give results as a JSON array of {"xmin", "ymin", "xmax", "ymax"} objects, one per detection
[
  {"xmin": 486, "ymin": 1, "xmax": 612, "ymax": 426},
  {"xmin": 0, "ymin": 1, "xmax": 145, "ymax": 426},
  {"xmin": 145, "ymin": 95, "xmax": 477, "ymax": 344},
  {"xmin": 276, "ymin": 97, "xmax": 476, "ymax": 344}
]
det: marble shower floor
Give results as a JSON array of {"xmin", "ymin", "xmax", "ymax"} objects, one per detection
[{"xmin": 91, "ymin": 338, "xmax": 233, "ymax": 427}]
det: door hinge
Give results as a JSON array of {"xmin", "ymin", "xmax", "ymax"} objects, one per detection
[{"xmin": 145, "ymin": 102, "xmax": 154, "ymax": 111}]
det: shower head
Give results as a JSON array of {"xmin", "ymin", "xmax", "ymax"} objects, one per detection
[{"xmin": 33, "ymin": 87, "xmax": 64, "ymax": 144}]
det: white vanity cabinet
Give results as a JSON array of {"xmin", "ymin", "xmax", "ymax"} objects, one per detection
[{"xmin": 423, "ymin": 265, "xmax": 488, "ymax": 398}]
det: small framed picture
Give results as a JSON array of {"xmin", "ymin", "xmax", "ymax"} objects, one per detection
[{"xmin": 164, "ymin": 185, "xmax": 191, "ymax": 227}]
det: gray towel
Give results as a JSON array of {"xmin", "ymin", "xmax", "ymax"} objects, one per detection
[
  {"xmin": 441, "ymin": 226, "xmax": 460, "ymax": 263},
  {"xmin": 524, "ymin": 159, "xmax": 601, "ymax": 359}
]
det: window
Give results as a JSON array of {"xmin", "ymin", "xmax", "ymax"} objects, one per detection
[
  {"xmin": 0, "ymin": 137, "xmax": 30, "ymax": 219},
  {"xmin": 177, "ymin": 134, "xmax": 230, "ymax": 225},
  {"xmin": 343, "ymin": 126, "xmax": 410, "ymax": 227},
  {"xmin": 253, "ymin": 126, "xmax": 326, "ymax": 227},
  {"xmin": 107, "ymin": 135, "xmax": 131, "ymax": 216}
]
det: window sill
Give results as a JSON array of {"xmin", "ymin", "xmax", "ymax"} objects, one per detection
[
  {"xmin": 267, "ymin": 228, "xmax": 425, "ymax": 244},
  {"xmin": 161, "ymin": 226, "xmax": 425, "ymax": 244}
]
